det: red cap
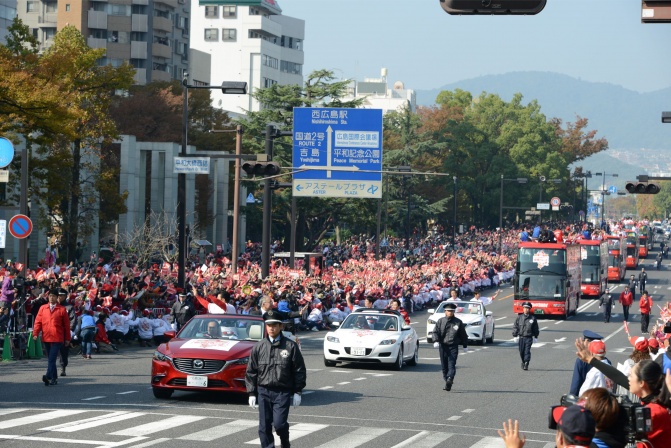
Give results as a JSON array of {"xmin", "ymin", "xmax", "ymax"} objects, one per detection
[
  {"xmin": 588, "ymin": 340, "xmax": 606, "ymax": 356},
  {"xmin": 630, "ymin": 336, "xmax": 648, "ymax": 352},
  {"xmin": 648, "ymin": 338, "xmax": 660, "ymax": 349}
]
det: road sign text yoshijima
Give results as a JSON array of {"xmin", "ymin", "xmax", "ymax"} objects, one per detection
[
  {"xmin": 292, "ymin": 107, "xmax": 383, "ymax": 198},
  {"xmin": 174, "ymin": 157, "xmax": 210, "ymax": 174}
]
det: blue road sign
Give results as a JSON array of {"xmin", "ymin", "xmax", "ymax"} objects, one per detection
[
  {"xmin": 0, "ymin": 137, "xmax": 15, "ymax": 168},
  {"xmin": 608, "ymin": 185, "xmax": 617, "ymax": 194},
  {"xmin": 8, "ymin": 214, "xmax": 32, "ymax": 239},
  {"xmin": 292, "ymin": 107, "xmax": 383, "ymax": 198}
]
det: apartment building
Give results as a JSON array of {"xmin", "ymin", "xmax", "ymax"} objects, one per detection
[
  {"xmin": 190, "ymin": 0, "xmax": 304, "ymax": 115},
  {"xmin": 16, "ymin": 0, "xmax": 191, "ymax": 85},
  {"xmin": 343, "ymin": 68, "xmax": 417, "ymax": 115},
  {"xmin": 0, "ymin": 0, "xmax": 17, "ymax": 43}
]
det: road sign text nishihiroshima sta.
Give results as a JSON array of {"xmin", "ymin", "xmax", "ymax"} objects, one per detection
[{"xmin": 292, "ymin": 108, "xmax": 383, "ymax": 198}]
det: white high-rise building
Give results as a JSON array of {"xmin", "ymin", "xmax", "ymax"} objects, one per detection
[{"xmin": 190, "ymin": 0, "xmax": 304, "ymax": 116}]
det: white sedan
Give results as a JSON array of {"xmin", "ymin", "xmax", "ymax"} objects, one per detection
[
  {"xmin": 426, "ymin": 300, "xmax": 495, "ymax": 345},
  {"xmin": 323, "ymin": 309, "xmax": 419, "ymax": 370}
]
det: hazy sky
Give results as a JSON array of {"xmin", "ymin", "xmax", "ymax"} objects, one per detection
[{"xmin": 280, "ymin": 0, "xmax": 671, "ymax": 94}]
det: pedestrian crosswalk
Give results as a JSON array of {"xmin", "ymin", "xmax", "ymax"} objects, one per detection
[{"xmin": 0, "ymin": 407, "xmax": 556, "ymax": 448}]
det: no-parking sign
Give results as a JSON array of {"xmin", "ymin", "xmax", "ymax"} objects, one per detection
[{"xmin": 8, "ymin": 214, "xmax": 32, "ymax": 239}]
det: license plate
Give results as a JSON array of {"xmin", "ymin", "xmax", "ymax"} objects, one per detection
[
  {"xmin": 186, "ymin": 375, "xmax": 208, "ymax": 387},
  {"xmin": 351, "ymin": 347, "xmax": 366, "ymax": 356},
  {"xmin": 534, "ymin": 309, "xmax": 544, "ymax": 314}
]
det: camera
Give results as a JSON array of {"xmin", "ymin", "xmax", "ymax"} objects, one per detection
[
  {"xmin": 549, "ymin": 394, "xmax": 651, "ymax": 444},
  {"xmin": 664, "ymin": 321, "xmax": 671, "ymax": 334}
]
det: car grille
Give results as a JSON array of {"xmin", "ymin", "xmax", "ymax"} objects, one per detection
[
  {"xmin": 344, "ymin": 347, "xmax": 373, "ymax": 356},
  {"xmin": 173, "ymin": 358, "xmax": 226, "ymax": 375},
  {"xmin": 168, "ymin": 378, "xmax": 230, "ymax": 388}
]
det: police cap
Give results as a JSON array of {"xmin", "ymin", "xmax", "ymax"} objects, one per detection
[
  {"xmin": 522, "ymin": 301, "xmax": 532, "ymax": 308},
  {"xmin": 444, "ymin": 303, "xmax": 457, "ymax": 311},
  {"xmin": 582, "ymin": 330, "xmax": 603, "ymax": 341},
  {"xmin": 263, "ymin": 310, "xmax": 283, "ymax": 324}
]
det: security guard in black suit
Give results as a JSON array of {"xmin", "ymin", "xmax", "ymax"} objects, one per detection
[
  {"xmin": 431, "ymin": 302, "xmax": 469, "ymax": 391},
  {"xmin": 246, "ymin": 310, "xmax": 306, "ymax": 448},
  {"xmin": 512, "ymin": 302, "xmax": 539, "ymax": 370}
]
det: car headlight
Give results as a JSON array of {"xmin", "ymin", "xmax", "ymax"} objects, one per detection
[
  {"xmin": 153, "ymin": 350, "xmax": 172, "ymax": 362},
  {"xmin": 379, "ymin": 339, "xmax": 397, "ymax": 345},
  {"xmin": 469, "ymin": 320, "xmax": 484, "ymax": 326},
  {"xmin": 224, "ymin": 356, "xmax": 249, "ymax": 368},
  {"xmin": 427, "ymin": 319, "xmax": 437, "ymax": 325},
  {"xmin": 326, "ymin": 336, "xmax": 340, "ymax": 343}
]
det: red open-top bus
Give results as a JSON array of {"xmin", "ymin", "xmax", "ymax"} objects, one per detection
[
  {"xmin": 605, "ymin": 235, "xmax": 626, "ymax": 282},
  {"xmin": 625, "ymin": 231, "xmax": 640, "ymax": 269},
  {"xmin": 578, "ymin": 239, "xmax": 608, "ymax": 298},
  {"xmin": 514, "ymin": 242, "xmax": 581, "ymax": 319}
]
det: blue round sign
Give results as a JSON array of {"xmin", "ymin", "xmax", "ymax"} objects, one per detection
[{"xmin": 0, "ymin": 137, "xmax": 14, "ymax": 168}]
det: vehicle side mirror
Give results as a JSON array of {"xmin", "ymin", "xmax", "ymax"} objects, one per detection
[
  {"xmin": 427, "ymin": 309, "xmax": 435, "ymax": 314},
  {"xmin": 332, "ymin": 322, "xmax": 340, "ymax": 328},
  {"xmin": 485, "ymin": 311, "xmax": 492, "ymax": 317},
  {"xmin": 164, "ymin": 330, "xmax": 176, "ymax": 340},
  {"xmin": 401, "ymin": 325, "xmax": 411, "ymax": 331}
]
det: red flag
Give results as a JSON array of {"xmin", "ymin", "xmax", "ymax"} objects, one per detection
[
  {"xmin": 194, "ymin": 294, "xmax": 210, "ymax": 310},
  {"xmin": 623, "ymin": 320, "xmax": 630, "ymax": 337}
]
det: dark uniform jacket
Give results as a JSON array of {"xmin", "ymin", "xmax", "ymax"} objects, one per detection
[
  {"xmin": 245, "ymin": 334, "xmax": 306, "ymax": 396},
  {"xmin": 171, "ymin": 299, "xmax": 196, "ymax": 326},
  {"xmin": 512, "ymin": 313, "xmax": 539, "ymax": 338},
  {"xmin": 432, "ymin": 316, "xmax": 468, "ymax": 348}
]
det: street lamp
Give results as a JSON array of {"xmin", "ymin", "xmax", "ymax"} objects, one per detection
[
  {"xmin": 499, "ymin": 175, "xmax": 528, "ymax": 253},
  {"xmin": 453, "ymin": 176, "xmax": 457, "ymax": 247},
  {"xmin": 179, "ymin": 74, "xmax": 247, "ymax": 288},
  {"xmin": 594, "ymin": 172, "xmax": 618, "ymax": 225},
  {"xmin": 662, "ymin": 111, "xmax": 671, "ymax": 123}
]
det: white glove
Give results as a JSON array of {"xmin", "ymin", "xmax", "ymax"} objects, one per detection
[
  {"xmin": 513, "ymin": 336, "xmax": 519, "ymax": 343},
  {"xmin": 292, "ymin": 393, "xmax": 301, "ymax": 407},
  {"xmin": 248, "ymin": 396, "xmax": 257, "ymax": 409},
  {"xmin": 463, "ymin": 347, "xmax": 468, "ymax": 353},
  {"xmin": 433, "ymin": 342, "xmax": 439, "ymax": 348},
  {"xmin": 533, "ymin": 338, "xmax": 538, "ymax": 344}
]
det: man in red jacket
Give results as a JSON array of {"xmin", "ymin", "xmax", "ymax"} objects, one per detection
[
  {"xmin": 33, "ymin": 288, "xmax": 71, "ymax": 386},
  {"xmin": 639, "ymin": 290, "xmax": 652, "ymax": 334},
  {"xmin": 618, "ymin": 285, "xmax": 633, "ymax": 323}
]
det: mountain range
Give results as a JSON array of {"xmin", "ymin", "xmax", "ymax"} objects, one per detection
[{"xmin": 415, "ymin": 71, "xmax": 671, "ymax": 184}]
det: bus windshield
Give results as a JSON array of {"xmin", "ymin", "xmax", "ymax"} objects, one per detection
[
  {"xmin": 582, "ymin": 265, "xmax": 600, "ymax": 285},
  {"xmin": 627, "ymin": 246, "xmax": 637, "ymax": 257},
  {"xmin": 515, "ymin": 274, "xmax": 566, "ymax": 300},
  {"xmin": 517, "ymin": 248, "xmax": 567, "ymax": 276},
  {"xmin": 580, "ymin": 245, "xmax": 601, "ymax": 265},
  {"xmin": 626, "ymin": 233, "xmax": 637, "ymax": 245},
  {"xmin": 608, "ymin": 254, "xmax": 620, "ymax": 267}
]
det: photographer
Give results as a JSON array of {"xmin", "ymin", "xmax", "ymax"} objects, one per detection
[{"xmin": 575, "ymin": 338, "xmax": 671, "ymax": 447}]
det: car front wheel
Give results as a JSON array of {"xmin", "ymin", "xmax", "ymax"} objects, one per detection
[
  {"xmin": 406, "ymin": 343, "xmax": 419, "ymax": 366},
  {"xmin": 392, "ymin": 345, "xmax": 404, "ymax": 371},
  {"xmin": 486, "ymin": 324, "xmax": 495, "ymax": 344},
  {"xmin": 152, "ymin": 387, "xmax": 173, "ymax": 399},
  {"xmin": 324, "ymin": 356, "xmax": 337, "ymax": 367}
]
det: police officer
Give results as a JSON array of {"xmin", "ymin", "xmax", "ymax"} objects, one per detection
[
  {"xmin": 599, "ymin": 292, "xmax": 613, "ymax": 323},
  {"xmin": 512, "ymin": 302, "xmax": 539, "ymax": 370},
  {"xmin": 246, "ymin": 310, "xmax": 306, "ymax": 448},
  {"xmin": 170, "ymin": 293, "xmax": 195, "ymax": 331},
  {"xmin": 431, "ymin": 302, "xmax": 468, "ymax": 391}
]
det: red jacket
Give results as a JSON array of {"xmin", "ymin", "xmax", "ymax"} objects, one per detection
[
  {"xmin": 33, "ymin": 303, "xmax": 71, "ymax": 343},
  {"xmin": 619, "ymin": 290, "xmax": 633, "ymax": 306},
  {"xmin": 640, "ymin": 295, "xmax": 652, "ymax": 314},
  {"xmin": 95, "ymin": 322, "xmax": 112, "ymax": 345}
]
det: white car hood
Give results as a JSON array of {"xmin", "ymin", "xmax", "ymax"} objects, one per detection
[{"xmin": 328, "ymin": 329, "xmax": 400, "ymax": 347}]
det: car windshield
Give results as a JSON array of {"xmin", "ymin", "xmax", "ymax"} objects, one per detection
[
  {"xmin": 341, "ymin": 314, "xmax": 400, "ymax": 331},
  {"xmin": 437, "ymin": 301, "xmax": 483, "ymax": 315},
  {"xmin": 178, "ymin": 316, "xmax": 265, "ymax": 341}
]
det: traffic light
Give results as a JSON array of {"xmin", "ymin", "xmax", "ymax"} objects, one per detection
[
  {"xmin": 625, "ymin": 181, "xmax": 661, "ymax": 194},
  {"xmin": 439, "ymin": 0, "xmax": 547, "ymax": 15},
  {"xmin": 242, "ymin": 161, "xmax": 281, "ymax": 177}
]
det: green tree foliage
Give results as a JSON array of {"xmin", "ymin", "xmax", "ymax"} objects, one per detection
[{"xmin": 1, "ymin": 23, "xmax": 135, "ymax": 262}]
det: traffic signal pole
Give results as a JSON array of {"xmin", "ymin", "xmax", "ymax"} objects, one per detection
[{"xmin": 262, "ymin": 125, "xmax": 274, "ymax": 279}]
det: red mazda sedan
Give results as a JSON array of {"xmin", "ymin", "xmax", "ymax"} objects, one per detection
[{"xmin": 151, "ymin": 314, "xmax": 265, "ymax": 399}]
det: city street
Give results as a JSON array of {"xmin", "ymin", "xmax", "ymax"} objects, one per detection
[{"xmin": 1, "ymin": 253, "xmax": 669, "ymax": 448}]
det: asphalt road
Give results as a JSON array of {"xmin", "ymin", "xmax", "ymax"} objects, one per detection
[{"xmin": 1, "ymin": 250, "xmax": 669, "ymax": 448}]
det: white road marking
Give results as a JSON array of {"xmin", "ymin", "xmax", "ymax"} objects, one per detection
[
  {"xmin": 554, "ymin": 320, "xmax": 564, "ymax": 325},
  {"xmin": 246, "ymin": 423, "xmax": 328, "ymax": 446},
  {"xmin": 447, "ymin": 415, "xmax": 461, "ymax": 421},
  {"xmin": 311, "ymin": 427, "xmax": 391, "ymax": 448},
  {"xmin": 495, "ymin": 317, "xmax": 508, "ymax": 321},
  {"xmin": 0, "ymin": 409, "xmax": 26, "ymax": 417},
  {"xmin": 353, "ymin": 377, "xmax": 366, "ymax": 381},
  {"xmin": 0, "ymin": 434, "xmax": 145, "ymax": 446},
  {"xmin": 338, "ymin": 381, "xmax": 351, "ymax": 385},
  {"xmin": 42, "ymin": 412, "xmax": 145, "ymax": 432},
  {"xmin": 109, "ymin": 415, "xmax": 206, "ymax": 436},
  {"xmin": 603, "ymin": 324, "xmax": 627, "ymax": 342},
  {"xmin": 178, "ymin": 419, "xmax": 257, "ymax": 441},
  {"xmin": 319, "ymin": 386, "xmax": 334, "ymax": 390},
  {"xmin": 302, "ymin": 391, "xmax": 315, "ymax": 395},
  {"xmin": 82, "ymin": 396, "xmax": 106, "ymax": 401},
  {"xmin": 116, "ymin": 391, "xmax": 138, "ymax": 395},
  {"xmin": 0, "ymin": 410, "xmax": 87, "ymax": 429},
  {"xmin": 468, "ymin": 436, "xmax": 508, "ymax": 447},
  {"xmin": 462, "ymin": 409, "xmax": 475, "ymax": 413},
  {"xmin": 388, "ymin": 430, "xmax": 453, "ymax": 447},
  {"xmin": 125, "ymin": 438, "xmax": 171, "ymax": 448},
  {"xmin": 364, "ymin": 373, "xmax": 393, "ymax": 376}
]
